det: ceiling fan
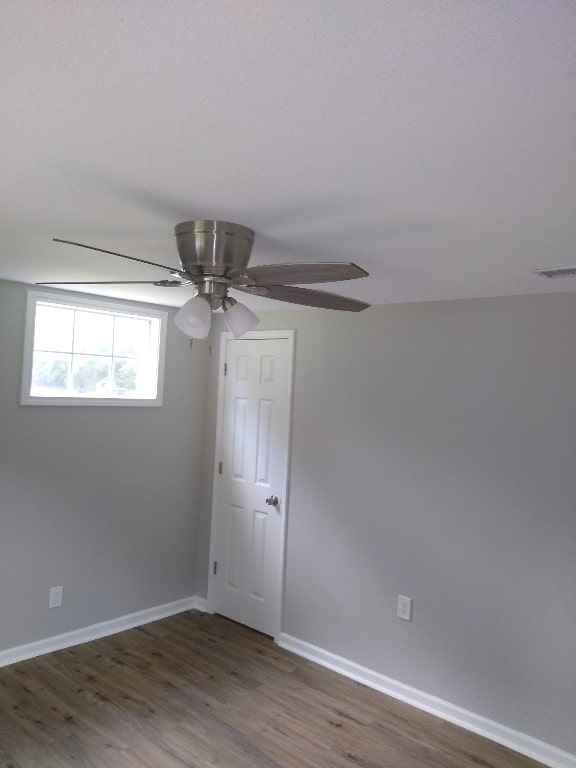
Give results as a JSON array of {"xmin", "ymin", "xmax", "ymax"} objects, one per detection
[{"xmin": 40, "ymin": 220, "xmax": 370, "ymax": 338}]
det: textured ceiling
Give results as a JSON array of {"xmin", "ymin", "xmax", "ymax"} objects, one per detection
[{"xmin": 1, "ymin": 0, "xmax": 576, "ymax": 312}]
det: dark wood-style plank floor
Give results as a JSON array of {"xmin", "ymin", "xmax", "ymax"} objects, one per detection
[{"xmin": 0, "ymin": 611, "xmax": 546, "ymax": 768}]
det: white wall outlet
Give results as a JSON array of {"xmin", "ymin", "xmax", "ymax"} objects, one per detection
[
  {"xmin": 49, "ymin": 585, "xmax": 63, "ymax": 608},
  {"xmin": 397, "ymin": 594, "xmax": 412, "ymax": 621}
]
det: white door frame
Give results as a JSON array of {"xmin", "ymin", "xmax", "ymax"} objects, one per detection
[{"xmin": 207, "ymin": 329, "xmax": 295, "ymax": 639}]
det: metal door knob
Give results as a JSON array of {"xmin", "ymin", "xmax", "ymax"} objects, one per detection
[{"xmin": 265, "ymin": 495, "xmax": 279, "ymax": 507}]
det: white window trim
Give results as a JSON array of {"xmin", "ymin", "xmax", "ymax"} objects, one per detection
[{"xmin": 21, "ymin": 290, "xmax": 168, "ymax": 407}]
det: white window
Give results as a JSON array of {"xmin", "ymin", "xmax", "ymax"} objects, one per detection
[{"xmin": 21, "ymin": 291, "xmax": 167, "ymax": 406}]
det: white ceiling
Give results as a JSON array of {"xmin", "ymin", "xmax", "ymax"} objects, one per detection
[{"xmin": 1, "ymin": 1, "xmax": 576, "ymax": 312}]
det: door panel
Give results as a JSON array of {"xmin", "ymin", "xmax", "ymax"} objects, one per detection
[{"xmin": 209, "ymin": 332, "xmax": 294, "ymax": 637}]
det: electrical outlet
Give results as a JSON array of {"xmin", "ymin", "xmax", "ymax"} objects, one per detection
[
  {"xmin": 397, "ymin": 595, "xmax": 412, "ymax": 622},
  {"xmin": 49, "ymin": 585, "xmax": 63, "ymax": 608}
]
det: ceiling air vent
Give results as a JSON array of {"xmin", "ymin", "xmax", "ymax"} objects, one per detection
[{"xmin": 531, "ymin": 266, "xmax": 576, "ymax": 279}]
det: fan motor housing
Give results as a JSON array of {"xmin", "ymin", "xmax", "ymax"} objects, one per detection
[{"xmin": 175, "ymin": 220, "xmax": 254, "ymax": 277}]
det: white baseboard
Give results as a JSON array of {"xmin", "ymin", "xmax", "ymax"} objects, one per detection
[
  {"xmin": 192, "ymin": 595, "xmax": 209, "ymax": 612},
  {"xmin": 0, "ymin": 595, "xmax": 206, "ymax": 668},
  {"xmin": 277, "ymin": 633, "xmax": 576, "ymax": 768}
]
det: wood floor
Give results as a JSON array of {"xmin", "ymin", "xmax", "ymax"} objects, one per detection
[{"xmin": 0, "ymin": 611, "xmax": 546, "ymax": 768}]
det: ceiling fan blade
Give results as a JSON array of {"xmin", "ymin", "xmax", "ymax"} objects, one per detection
[
  {"xmin": 235, "ymin": 284, "xmax": 370, "ymax": 312},
  {"xmin": 36, "ymin": 280, "xmax": 188, "ymax": 287},
  {"xmin": 53, "ymin": 238, "xmax": 188, "ymax": 276},
  {"xmin": 239, "ymin": 262, "xmax": 368, "ymax": 286}
]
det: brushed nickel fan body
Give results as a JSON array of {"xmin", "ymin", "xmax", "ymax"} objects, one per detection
[
  {"xmin": 44, "ymin": 220, "xmax": 370, "ymax": 313},
  {"xmin": 175, "ymin": 220, "xmax": 254, "ymax": 277},
  {"xmin": 174, "ymin": 221, "xmax": 255, "ymax": 309}
]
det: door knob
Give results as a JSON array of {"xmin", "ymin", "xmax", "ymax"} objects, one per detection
[{"xmin": 265, "ymin": 495, "xmax": 279, "ymax": 507}]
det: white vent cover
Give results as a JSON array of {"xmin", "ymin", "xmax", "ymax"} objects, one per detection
[{"xmin": 531, "ymin": 266, "xmax": 576, "ymax": 279}]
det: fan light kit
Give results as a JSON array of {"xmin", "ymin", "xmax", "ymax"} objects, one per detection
[{"xmin": 42, "ymin": 220, "xmax": 370, "ymax": 338}]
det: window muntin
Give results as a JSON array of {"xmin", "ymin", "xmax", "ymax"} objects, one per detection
[{"xmin": 22, "ymin": 292, "xmax": 167, "ymax": 406}]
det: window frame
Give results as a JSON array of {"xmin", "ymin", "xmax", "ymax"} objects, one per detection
[{"xmin": 21, "ymin": 290, "xmax": 168, "ymax": 407}]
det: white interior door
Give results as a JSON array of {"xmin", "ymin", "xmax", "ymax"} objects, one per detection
[{"xmin": 208, "ymin": 330, "xmax": 294, "ymax": 638}]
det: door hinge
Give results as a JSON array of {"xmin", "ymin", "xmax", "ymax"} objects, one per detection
[
  {"xmin": 224, "ymin": 362, "xmax": 227, "ymax": 375},
  {"xmin": 213, "ymin": 561, "xmax": 218, "ymax": 575},
  {"xmin": 218, "ymin": 461, "xmax": 223, "ymax": 475}
]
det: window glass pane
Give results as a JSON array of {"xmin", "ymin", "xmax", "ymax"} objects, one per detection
[
  {"xmin": 113, "ymin": 316, "xmax": 152, "ymax": 358},
  {"xmin": 113, "ymin": 358, "xmax": 144, "ymax": 397},
  {"xmin": 73, "ymin": 311, "xmax": 114, "ymax": 355},
  {"xmin": 33, "ymin": 305, "xmax": 74, "ymax": 352},
  {"xmin": 72, "ymin": 355, "xmax": 111, "ymax": 395},
  {"xmin": 31, "ymin": 352, "xmax": 71, "ymax": 395}
]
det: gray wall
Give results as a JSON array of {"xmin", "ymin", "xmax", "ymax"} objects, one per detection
[
  {"xmin": 2, "ymin": 276, "xmax": 575, "ymax": 754},
  {"xmin": 0, "ymin": 279, "xmax": 208, "ymax": 650},
  {"xmin": 198, "ymin": 293, "xmax": 576, "ymax": 754}
]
